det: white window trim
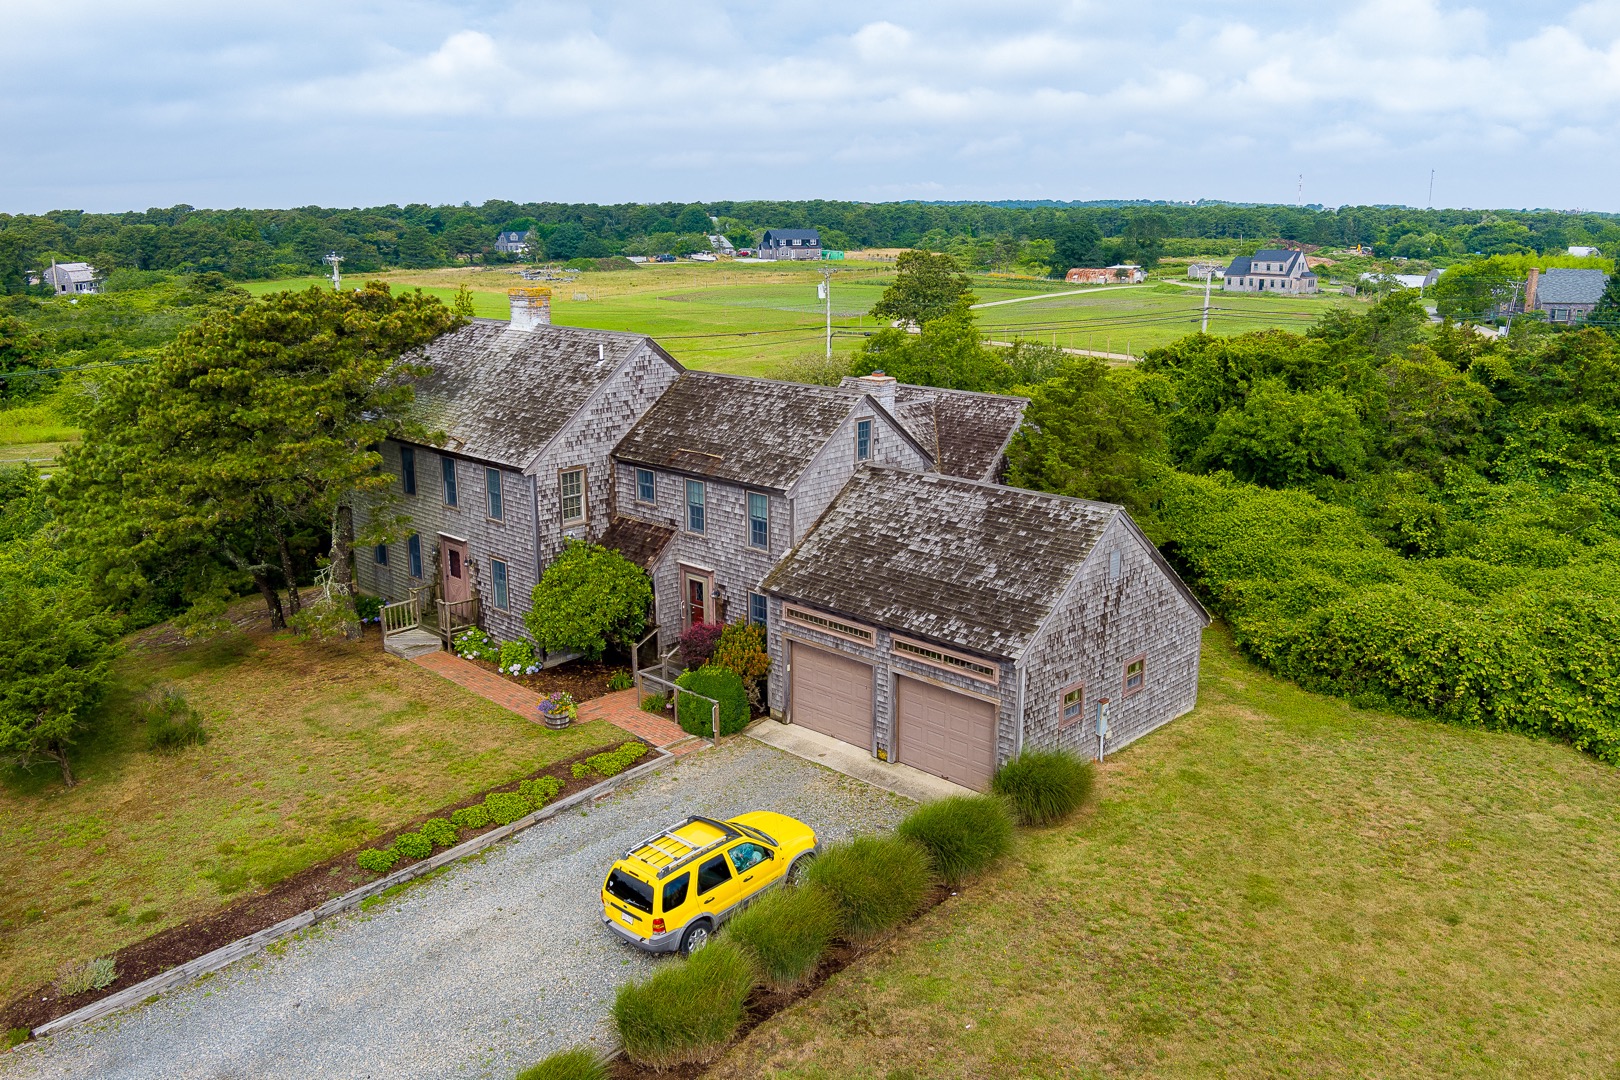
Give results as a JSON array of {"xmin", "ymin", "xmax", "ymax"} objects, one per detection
[
  {"xmin": 559, "ymin": 466, "xmax": 587, "ymax": 526},
  {"xmin": 634, "ymin": 467, "xmax": 657, "ymax": 506},
  {"xmin": 783, "ymin": 604, "xmax": 874, "ymax": 646},
  {"xmin": 746, "ymin": 490, "xmax": 770, "ymax": 550},
  {"xmin": 485, "ymin": 467, "xmax": 505, "ymax": 522},
  {"xmin": 891, "ymin": 634, "xmax": 1000, "ymax": 685},
  {"xmin": 685, "ymin": 478, "xmax": 707, "ymax": 535}
]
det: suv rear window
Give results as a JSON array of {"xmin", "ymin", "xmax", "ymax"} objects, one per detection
[{"xmin": 606, "ymin": 869, "xmax": 653, "ymax": 913}]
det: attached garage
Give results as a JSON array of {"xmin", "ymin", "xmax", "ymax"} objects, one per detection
[
  {"xmin": 788, "ymin": 641, "xmax": 874, "ymax": 750},
  {"xmin": 894, "ymin": 676, "xmax": 997, "ymax": 790}
]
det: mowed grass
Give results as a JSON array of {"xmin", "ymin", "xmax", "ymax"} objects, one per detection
[
  {"xmin": 709, "ymin": 627, "xmax": 1620, "ymax": 1079},
  {"xmin": 0, "ymin": 622, "xmax": 618, "ymax": 1000}
]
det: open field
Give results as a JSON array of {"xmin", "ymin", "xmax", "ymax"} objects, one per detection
[
  {"xmin": 0, "ymin": 616, "xmax": 620, "ymax": 1002},
  {"xmin": 710, "ymin": 627, "xmax": 1620, "ymax": 1079},
  {"xmin": 247, "ymin": 263, "xmax": 1342, "ymax": 375}
]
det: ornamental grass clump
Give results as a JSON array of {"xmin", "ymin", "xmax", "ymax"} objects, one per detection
[
  {"xmin": 723, "ymin": 881, "xmax": 839, "ymax": 991},
  {"xmin": 612, "ymin": 940, "xmax": 757, "ymax": 1069},
  {"xmin": 515, "ymin": 1046, "xmax": 606, "ymax": 1080},
  {"xmin": 991, "ymin": 749, "xmax": 1095, "ymax": 826},
  {"xmin": 804, "ymin": 835, "xmax": 931, "ymax": 940},
  {"xmin": 895, "ymin": 795, "xmax": 1014, "ymax": 885}
]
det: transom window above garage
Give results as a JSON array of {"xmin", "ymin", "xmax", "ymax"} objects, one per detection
[
  {"xmin": 892, "ymin": 636, "xmax": 998, "ymax": 684},
  {"xmin": 783, "ymin": 604, "xmax": 873, "ymax": 644}
]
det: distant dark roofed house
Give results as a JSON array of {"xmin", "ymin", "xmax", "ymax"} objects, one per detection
[
  {"xmin": 614, "ymin": 371, "xmax": 929, "ymax": 490},
  {"xmin": 1531, "ymin": 268, "xmax": 1607, "ymax": 324},
  {"xmin": 409, "ymin": 319, "xmax": 675, "ymax": 469},
  {"xmin": 494, "ymin": 230, "xmax": 533, "ymax": 254},
  {"xmin": 757, "ymin": 228, "xmax": 822, "ymax": 261},
  {"xmin": 841, "ymin": 375, "xmax": 1027, "ymax": 482},
  {"xmin": 1222, "ymin": 249, "xmax": 1317, "ymax": 295}
]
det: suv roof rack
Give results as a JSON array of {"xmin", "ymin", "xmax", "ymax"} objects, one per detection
[{"xmin": 623, "ymin": 815, "xmax": 742, "ymax": 880}]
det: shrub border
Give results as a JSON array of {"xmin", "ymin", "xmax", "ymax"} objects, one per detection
[{"xmin": 31, "ymin": 749, "xmax": 675, "ymax": 1040}]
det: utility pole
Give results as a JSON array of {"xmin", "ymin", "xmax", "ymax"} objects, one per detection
[
  {"xmin": 324, "ymin": 251, "xmax": 343, "ymax": 291},
  {"xmin": 1297, "ymin": 174, "xmax": 1303, "ymax": 207},
  {"xmin": 1428, "ymin": 169, "xmax": 1435, "ymax": 209},
  {"xmin": 1201, "ymin": 271, "xmax": 1214, "ymax": 332},
  {"xmin": 818, "ymin": 269, "xmax": 832, "ymax": 359}
]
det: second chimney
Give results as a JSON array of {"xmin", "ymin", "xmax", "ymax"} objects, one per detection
[
  {"xmin": 858, "ymin": 371, "xmax": 898, "ymax": 413},
  {"xmin": 508, "ymin": 286, "xmax": 552, "ymax": 331},
  {"xmin": 1524, "ymin": 267, "xmax": 1539, "ymax": 314}
]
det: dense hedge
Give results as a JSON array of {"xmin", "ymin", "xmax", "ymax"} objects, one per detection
[
  {"xmin": 675, "ymin": 666, "xmax": 751, "ymax": 737},
  {"xmin": 1160, "ymin": 473, "xmax": 1620, "ymax": 761}
]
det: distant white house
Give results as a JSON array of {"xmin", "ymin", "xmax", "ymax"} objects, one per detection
[
  {"xmin": 707, "ymin": 234, "xmax": 736, "ymax": 255},
  {"xmin": 1359, "ymin": 269, "xmax": 1443, "ymax": 291},
  {"xmin": 494, "ymin": 231, "xmax": 533, "ymax": 255},
  {"xmin": 1568, "ymin": 245, "xmax": 1602, "ymax": 258},
  {"xmin": 1222, "ymin": 249, "xmax": 1318, "ymax": 294},
  {"xmin": 1186, "ymin": 262, "xmax": 1225, "ymax": 280},
  {"xmin": 42, "ymin": 261, "xmax": 100, "ymax": 295}
]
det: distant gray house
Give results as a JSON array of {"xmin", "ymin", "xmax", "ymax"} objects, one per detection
[
  {"xmin": 362, "ymin": 290, "xmax": 1209, "ymax": 785},
  {"xmin": 42, "ymin": 261, "xmax": 100, "ymax": 295},
  {"xmin": 757, "ymin": 229, "xmax": 821, "ymax": 261},
  {"xmin": 1222, "ymin": 249, "xmax": 1318, "ymax": 294},
  {"xmin": 761, "ymin": 468, "xmax": 1209, "ymax": 789},
  {"xmin": 1527, "ymin": 267, "xmax": 1607, "ymax": 324},
  {"xmin": 494, "ymin": 231, "xmax": 533, "ymax": 255}
]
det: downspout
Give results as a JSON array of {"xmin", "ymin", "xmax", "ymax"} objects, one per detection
[{"xmin": 530, "ymin": 474, "xmax": 542, "ymax": 586}]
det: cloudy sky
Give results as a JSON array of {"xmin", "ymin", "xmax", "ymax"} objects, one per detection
[{"xmin": 4, "ymin": 1, "xmax": 1618, "ymax": 214}]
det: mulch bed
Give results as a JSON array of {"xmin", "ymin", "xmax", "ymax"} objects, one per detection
[
  {"xmin": 607, "ymin": 884, "xmax": 954, "ymax": 1079},
  {"xmin": 465, "ymin": 656, "xmax": 629, "ymax": 705},
  {"xmin": 0, "ymin": 734, "xmax": 648, "ymax": 1038}
]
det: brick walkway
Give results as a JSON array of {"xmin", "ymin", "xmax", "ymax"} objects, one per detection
[{"xmin": 411, "ymin": 651, "xmax": 698, "ymax": 752}]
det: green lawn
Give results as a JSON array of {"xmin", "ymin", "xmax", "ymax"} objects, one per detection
[
  {"xmin": 0, "ymin": 619, "xmax": 620, "ymax": 1000},
  {"xmin": 710, "ymin": 627, "xmax": 1620, "ymax": 1079}
]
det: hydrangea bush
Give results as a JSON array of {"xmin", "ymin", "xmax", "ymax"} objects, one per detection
[{"xmin": 453, "ymin": 628, "xmax": 499, "ymax": 663}]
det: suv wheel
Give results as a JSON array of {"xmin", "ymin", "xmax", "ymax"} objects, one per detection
[
  {"xmin": 786, "ymin": 853, "xmax": 815, "ymax": 887},
  {"xmin": 679, "ymin": 920, "xmax": 712, "ymax": 956}
]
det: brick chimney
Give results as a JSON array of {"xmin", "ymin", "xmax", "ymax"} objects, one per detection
[
  {"xmin": 857, "ymin": 371, "xmax": 897, "ymax": 412},
  {"xmin": 507, "ymin": 286, "xmax": 552, "ymax": 331},
  {"xmin": 1524, "ymin": 267, "xmax": 1539, "ymax": 313}
]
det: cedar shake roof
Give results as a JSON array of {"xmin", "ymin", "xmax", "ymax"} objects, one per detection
[
  {"xmin": 613, "ymin": 372, "xmax": 925, "ymax": 490},
  {"xmin": 842, "ymin": 379, "xmax": 1028, "ymax": 481},
  {"xmin": 408, "ymin": 319, "xmax": 680, "ymax": 469},
  {"xmin": 763, "ymin": 467, "xmax": 1207, "ymax": 659},
  {"xmin": 598, "ymin": 517, "xmax": 675, "ymax": 570}
]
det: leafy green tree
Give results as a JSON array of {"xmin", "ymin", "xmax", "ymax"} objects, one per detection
[
  {"xmin": 1430, "ymin": 257, "xmax": 1521, "ymax": 321},
  {"xmin": 674, "ymin": 205, "xmax": 712, "ymax": 233},
  {"xmin": 0, "ymin": 314, "xmax": 45, "ymax": 401},
  {"xmin": 851, "ymin": 302, "xmax": 1008, "ymax": 392},
  {"xmin": 525, "ymin": 541, "xmax": 652, "ymax": 660},
  {"xmin": 1122, "ymin": 212, "xmax": 1170, "ymax": 269},
  {"xmin": 544, "ymin": 223, "xmax": 588, "ymax": 262},
  {"xmin": 1196, "ymin": 378, "xmax": 1368, "ymax": 485},
  {"xmin": 1004, "ymin": 359, "xmax": 1169, "ymax": 517},
  {"xmin": 1590, "ymin": 270, "xmax": 1620, "ymax": 337},
  {"xmin": 870, "ymin": 251, "xmax": 975, "ymax": 327},
  {"xmin": 1051, "ymin": 219, "xmax": 1102, "ymax": 273}
]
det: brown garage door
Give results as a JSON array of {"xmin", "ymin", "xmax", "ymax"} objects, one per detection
[
  {"xmin": 789, "ymin": 642, "xmax": 874, "ymax": 750},
  {"xmin": 895, "ymin": 676, "xmax": 998, "ymax": 790}
]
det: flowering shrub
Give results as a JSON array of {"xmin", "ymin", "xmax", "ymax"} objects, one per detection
[
  {"xmin": 354, "ymin": 594, "xmax": 383, "ymax": 626},
  {"xmin": 679, "ymin": 621, "xmax": 725, "ymax": 668},
  {"xmin": 499, "ymin": 638, "xmax": 542, "ymax": 676},
  {"xmin": 538, "ymin": 691, "xmax": 578, "ymax": 725},
  {"xmin": 454, "ymin": 628, "xmax": 499, "ymax": 663}
]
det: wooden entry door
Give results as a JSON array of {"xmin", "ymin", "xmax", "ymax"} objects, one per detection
[
  {"xmin": 680, "ymin": 567, "xmax": 713, "ymax": 627},
  {"xmin": 440, "ymin": 537, "xmax": 470, "ymax": 605}
]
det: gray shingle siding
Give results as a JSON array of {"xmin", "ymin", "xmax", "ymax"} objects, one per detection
[
  {"xmin": 787, "ymin": 404, "xmax": 930, "ymax": 540},
  {"xmin": 1017, "ymin": 515, "xmax": 1205, "ymax": 758}
]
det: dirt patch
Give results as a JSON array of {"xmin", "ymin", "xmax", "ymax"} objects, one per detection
[
  {"xmin": 607, "ymin": 884, "xmax": 953, "ymax": 1079},
  {"xmin": 464, "ymin": 656, "xmax": 628, "ymax": 705},
  {"xmin": 0, "ymin": 736, "xmax": 648, "ymax": 1037}
]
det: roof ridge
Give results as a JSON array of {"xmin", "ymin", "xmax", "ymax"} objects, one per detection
[{"xmin": 861, "ymin": 463, "xmax": 1124, "ymax": 514}]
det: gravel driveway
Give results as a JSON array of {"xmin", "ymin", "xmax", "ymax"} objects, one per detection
[{"xmin": 2, "ymin": 739, "xmax": 911, "ymax": 1080}]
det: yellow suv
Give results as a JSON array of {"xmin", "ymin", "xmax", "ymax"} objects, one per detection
[{"xmin": 602, "ymin": 812, "xmax": 819, "ymax": 955}]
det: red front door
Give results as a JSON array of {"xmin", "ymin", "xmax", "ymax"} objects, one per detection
[
  {"xmin": 441, "ymin": 538, "xmax": 470, "ymax": 605},
  {"xmin": 681, "ymin": 569, "xmax": 711, "ymax": 627}
]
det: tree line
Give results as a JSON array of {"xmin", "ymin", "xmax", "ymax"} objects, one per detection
[{"xmin": 4, "ymin": 199, "xmax": 1617, "ymax": 291}]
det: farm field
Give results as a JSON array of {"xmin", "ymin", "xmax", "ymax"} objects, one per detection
[
  {"xmin": 0, "ymin": 607, "xmax": 620, "ymax": 1003},
  {"xmin": 247, "ymin": 262, "xmax": 1345, "ymax": 374},
  {"xmin": 709, "ymin": 627, "xmax": 1620, "ymax": 1080}
]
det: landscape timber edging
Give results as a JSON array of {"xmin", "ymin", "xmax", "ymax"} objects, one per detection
[{"xmin": 31, "ymin": 748, "xmax": 678, "ymax": 1040}]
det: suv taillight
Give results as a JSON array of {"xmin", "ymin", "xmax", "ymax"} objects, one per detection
[{"xmin": 652, "ymin": 918, "xmax": 665, "ymax": 933}]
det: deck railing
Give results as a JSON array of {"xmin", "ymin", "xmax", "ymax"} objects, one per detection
[
  {"xmin": 381, "ymin": 596, "xmax": 421, "ymax": 637},
  {"xmin": 437, "ymin": 597, "xmax": 479, "ymax": 644}
]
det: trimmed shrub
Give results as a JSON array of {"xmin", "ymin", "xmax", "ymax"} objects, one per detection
[
  {"xmin": 678, "ymin": 621, "xmax": 724, "ymax": 668},
  {"xmin": 519, "ymin": 775, "xmax": 564, "ymax": 806},
  {"xmin": 711, "ymin": 622, "xmax": 771, "ymax": 711},
  {"xmin": 675, "ymin": 665, "xmax": 749, "ymax": 737},
  {"xmin": 450, "ymin": 804, "xmax": 490, "ymax": 830},
  {"xmin": 991, "ymin": 749, "xmax": 1095, "ymax": 826},
  {"xmin": 392, "ymin": 831, "xmax": 432, "ymax": 861},
  {"xmin": 484, "ymin": 791, "xmax": 530, "ymax": 826},
  {"xmin": 419, "ymin": 817, "xmax": 459, "ymax": 848},
  {"xmin": 612, "ymin": 940, "xmax": 757, "ymax": 1068},
  {"xmin": 571, "ymin": 741, "xmax": 648, "ymax": 779},
  {"xmin": 357, "ymin": 848, "xmax": 398, "ymax": 873},
  {"xmin": 525, "ymin": 540, "xmax": 652, "ymax": 660},
  {"xmin": 723, "ymin": 882, "xmax": 839, "ymax": 991},
  {"xmin": 895, "ymin": 796, "xmax": 1014, "ymax": 884},
  {"xmin": 805, "ymin": 835, "xmax": 931, "ymax": 940},
  {"xmin": 515, "ymin": 1047, "xmax": 606, "ymax": 1080}
]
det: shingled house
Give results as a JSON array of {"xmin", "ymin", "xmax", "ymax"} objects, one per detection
[
  {"xmin": 761, "ymin": 468, "xmax": 1209, "ymax": 788},
  {"xmin": 1222, "ymin": 249, "xmax": 1318, "ymax": 294}
]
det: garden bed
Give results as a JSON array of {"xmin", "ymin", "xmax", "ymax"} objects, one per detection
[
  {"xmin": 463, "ymin": 655, "xmax": 628, "ymax": 705},
  {"xmin": 0, "ymin": 737, "xmax": 646, "ymax": 1038}
]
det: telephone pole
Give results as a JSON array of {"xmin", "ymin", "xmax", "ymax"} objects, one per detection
[
  {"xmin": 1201, "ymin": 270, "xmax": 1214, "ymax": 332},
  {"xmin": 324, "ymin": 252, "xmax": 343, "ymax": 291},
  {"xmin": 1428, "ymin": 169, "xmax": 1435, "ymax": 209}
]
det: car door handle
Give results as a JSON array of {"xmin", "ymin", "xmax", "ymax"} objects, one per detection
[
  {"xmin": 742, "ymin": 875, "xmax": 754, "ymax": 883},
  {"xmin": 704, "ymin": 897, "xmax": 715, "ymax": 904}
]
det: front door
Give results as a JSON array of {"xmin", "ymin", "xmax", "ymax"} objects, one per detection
[
  {"xmin": 440, "ymin": 537, "xmax": 470, "ymax": 605},
  {"xmin": 680, "ymin": 568, "xmax": 712, "ymax": 627}
]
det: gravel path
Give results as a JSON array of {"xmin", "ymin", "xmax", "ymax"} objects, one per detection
[{"xmin": 2, "ymin": 740, "xmax": 911, "ymax": 1080}]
